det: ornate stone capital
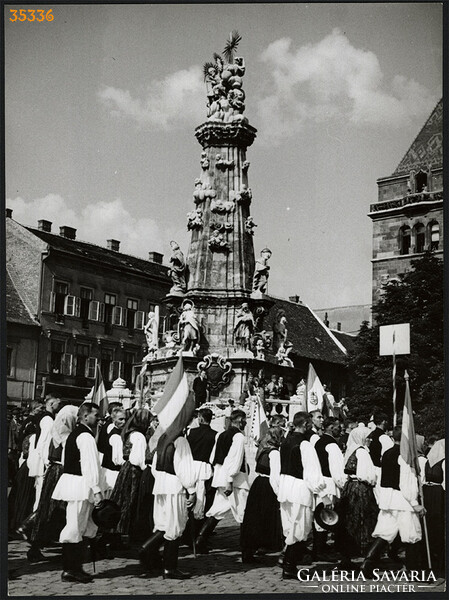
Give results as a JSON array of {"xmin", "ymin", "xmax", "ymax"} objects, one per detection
[{"xmin": 195, "ymin": 121, "xmax": 257, "ymax": 149}]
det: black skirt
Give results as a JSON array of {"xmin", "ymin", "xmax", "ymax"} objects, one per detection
[
  {"xmin": 8, "ymin": 461, "xmax": 35, "ymax": 532},
  {"xmin": 423, "ymin": 484, "xmax": 445, "ymax": 573},
  {"xmin": 110, "ymin": 461, "xmax": 143, "ymax": 537},
  {"xmin": 240, "ymin": 475, "xmax": 283, "ymax": 552},
  {"xmin": 30, "ymin": 462, "xmax": 66, "ymax": 544},
  {"xmin": 337, "ymin": 479, "xmax": 379, "ymax": 557},
  {"xmin": 133, "ymin": 466, "xmax": 155, "ymax": 542}
]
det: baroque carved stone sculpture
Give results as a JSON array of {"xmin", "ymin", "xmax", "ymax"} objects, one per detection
[
  {"xmin": 208, "ymin": 229, "xmax": 230, "ymax": 252},
  {"xmin": 187, "ymin": 207, "xmax": 203, "ymax": 230},
  {"xmin": 178, "ymin": 299, "xmax": 201, "ymax": 355},
  {"xmin": 245, "ymin": 216, "xmax": 257, "ymax": 235},
  {"xmin": 168, "ymin": 240, "xmax": 188, "ymax": 295},
  {"xmin": 252, "ymin": 247, "xmax": 272, "ymax": 293},
  {"xmin": 233, "ymin": 303, "xmax": 254, "ymax": 353}
]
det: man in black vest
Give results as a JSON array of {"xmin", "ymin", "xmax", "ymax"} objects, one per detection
[
  {"xmin": 361, "ymin": 427, "xmax": 425, "ymax": 575},
  {"xmin": 101, "ymin": 407, "xmax": 126, "ymax": 498},
  {"xmin": 187, "ymin": 408, "xmax": 218, "ymax": 525},
  {"xmin": 140, "ymin": 431, "xmax": 197, "ymax": 579},
  {"xmin": 97, "ymin": 402, "xmax": 123, "ymax": 463},
  {"xmin": 51, "ymin": 403, "xmax": 103, "ymax": 583},
  {"xmin": 195, "ymin": 409, "xmax": 250, "ymax": 553},
  {"xmin": 313, "ymin": 417, "xmax": 346, "ymax": 561},
  {"xmin": 278, "ymin": 411, "xmax": 325, "ymax": 579},
  {"xmin": 367, "ymin": 411, "xmax": 394, "ymax": 499},
  {"xmin": 307, "ymin": 410, "xmax": 324, "ymax": 446}
]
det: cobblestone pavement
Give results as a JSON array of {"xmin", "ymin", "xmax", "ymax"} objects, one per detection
[{"xmin": 8, "ymin": 516, "xmax": 446, "ymax": 597}]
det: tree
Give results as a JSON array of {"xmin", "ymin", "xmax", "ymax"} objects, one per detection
[{"xmin": 347, "ymin": 252, "xmax": 444, "ymax": 439}]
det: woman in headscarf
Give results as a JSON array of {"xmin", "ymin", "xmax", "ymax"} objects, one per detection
[
  {"xmin": 240, "ymin": 424, "xmax": 284, "ymax": 563},
  {"xmin": 337, "ymin": 424, "xmax": 379, "ymax": 567},
  {"xmin": 110, "ymin": 408, "xmax": 151, "ymax": 542},
  {"xmin": 27, "ymin": 405, "xmax": 78, "ymax": 562},
  {"xmin": 415, "ymin": 434, "xmax": 427, "ymax": 485},
  {"xmin": 134, "ymin": 414, "xmax": 158, "ymax": 543},
  {"xmin": 423, "ymin": 438, "xmax": 445, "ymax": 575}
]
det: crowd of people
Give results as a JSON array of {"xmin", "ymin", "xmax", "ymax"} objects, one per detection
[{"xmin": 7, "ymin": 393, "xmax": 446, "ymax": 586}]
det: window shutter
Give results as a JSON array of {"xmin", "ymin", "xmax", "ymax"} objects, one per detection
[
  {"xmin": 86, "ymin": 357, "xmax": 97, "ymax": 379},
  {"xmin": 62, "ymin": 353, "xmax": 73, "ymax": 375},
  {"xmin": 99, "ymin": 302, "xmax": 105, "ymax": 323},
  {"xmin": 47, "ymin": 351, "xmax": 52, "ymax": 373},
  {"xmin": 134, "ymin": 310, "xmax": 145, "ymax": 330},
  {"xmin": 89, "ymin": 300, "xmax": 99, "ymax": 321},
  {"xmin": 113, "ymin": 306, "xmax": 123, "ymax": 326},
  {"xmin": 123, "ymin": 308, "xmax": 128, "ymax": 327},
  {"xmin": 110, "ymin": 360, "xmax": 121, "ymax": 381},
  {"xmin": 74, "ymin": 296, "xmax": 81, "ymax": 317},
  {"xmin": 64, "ymin": 295, "xmax": 76, "ymax": 316},
  {"xmin": 50, "ymin": 292, "xmax": 56, "ymax": 312}
]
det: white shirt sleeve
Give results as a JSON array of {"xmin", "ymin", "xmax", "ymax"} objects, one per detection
[
  {"xmin": 110, "ymin": 433, "xmax": 124, "ymax": 466},
  {"xmin": 301, "ymin": 441, "xmax": 325, "ymax": 494},
  {"xmin": 380, "ymin": 433, "xmax": 394, "ymax": 455},
  {"xmin": 174, "ymin": 437, "xmax": 197, "ymax": 494},
  {"xmin": 327, "ymin": 443, "xmax": 347, "ymax": 489},
  {"xmin": 442, "ymin": 460, "xmax": 445, "ymax": 491},
  {"xmin": 223, "ymin": 432, "xmax": 246, "ymax": 483},
  {"xmin": 355, "ymin": 447, "xmax": 377, "ymax": 485},
  {"xmin": 268, "ymin": 449, "xmax": 281, "ymax": 496},
  {"xmin": 399, "ymin": 456, "xmax": 419, "ymax": 507},
  {"xmin": 36, "ymin": 415, "xmax": 54, "ymax": 465},
  {"xmin": 128, "ymin": 431, "xmax": 146, "ymax": 470},
  {"xmin": 77, "ymin": 432, "xmax": 101, "ymax": 495}
]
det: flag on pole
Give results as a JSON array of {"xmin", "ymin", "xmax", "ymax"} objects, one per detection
[
  {"xmin": 306, "ymin": 363, "xmax": 325, "ymax": 412},
  {"xmin": 400, "ymin": 370, "xmax": 420, "ymax": 476},
  {"xmin": 149, "ymin": 355, "xmax": 195, "ymax": 455},
  {"xmin": 92, "ymin": 364, "xmax": 108, "ymax": 418},
  {"xmin": 250, "ymin": 396, "xmax": 269, "ymax": 444}
]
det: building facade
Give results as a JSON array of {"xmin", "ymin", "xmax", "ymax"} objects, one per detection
[
  {"xmin": 369, "ymin": 99, "xmax": 443, "ymax": 305},
  {"xmin": 6, "ymin": 212, "xmax": 171, "ymax": 403}
]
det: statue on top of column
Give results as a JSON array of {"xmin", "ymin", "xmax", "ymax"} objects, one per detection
[
  {"xmin": 168, "ymin": 240, "xmax": 188, "ymax": 295},
  {"xmin": 203, "ymin": 31, "xmax": 248, "ymax": 124}
]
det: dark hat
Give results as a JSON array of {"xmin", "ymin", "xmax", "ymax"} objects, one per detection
[
  {"xmin": 314, "ymin": 502, "xmax": 339, "ymax": 531},
  {"xmin": 92, "ymin": 499, "xmax": 121, "ymax": 529}
]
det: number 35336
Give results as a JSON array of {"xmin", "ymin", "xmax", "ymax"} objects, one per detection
[{"xmin": 10, "ymin": 9, "xmax": 54, "ymax": 22}]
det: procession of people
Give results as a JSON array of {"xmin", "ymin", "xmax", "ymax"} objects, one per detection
[{"xmin": 7, "ymin": 374, "xmax": 445, "ymax": 586}]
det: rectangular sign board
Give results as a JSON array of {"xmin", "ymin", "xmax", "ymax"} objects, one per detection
[{"xmin": 379, "ymin": 323, "xmax": 410, "ymax": 356}]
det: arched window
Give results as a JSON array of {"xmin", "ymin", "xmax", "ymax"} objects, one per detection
[
  {"xmin": 399, "ymin": 225, "xmax": 411, "ymax": 255},
  {"xmin": 415, "ymin": 171, "xmax": 428, "ymax": 193},
  {"xmin": 429, "ymin": 222, "xmax": 440, "ymax": 251},
  {"xmin": 414, "ymin": 223, "xmax": 425, "ymax": 253}
]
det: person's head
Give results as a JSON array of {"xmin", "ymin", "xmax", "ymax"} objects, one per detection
[
  {"xmin": 323, "ymin": 416, "xmax": 341, "ymax": 438},
  {"xmin": 292, "ymin": 411, "xmax": 311, "ymax": 433},
  {"xmin": 247, "ymin": 373, "xmax": 254, "ymax": 382},
  {"xmin": 45, "ymin": 395, "xmax": 62, "ymax": 415},
  {"xmin": 270, "ymin": 414, "xmax": 286, "ymax": 430},
  {"xmin": 199, "ymin": 369, "xmax": 206, "ymax": 380},
  {"xmin": 198, "ymin": 408, "xmax": 213, "ymax": 425},
  {"xmin": 170, "ymin": 240, "xmax": 179, "ymax": 250},
  {"xmin": 78, "ymin": 403, "xmax": 99, "ymax": 429},
  {"xmin": 122, "ymin": 408, "xmax": 151, "ymax": 440},
  {"xmin": 392, "ymin": 426, "xmax": 401, "ymax": 444},
  {"xmin": 108, "ymin": 402, "xmax": 123, "ymax": 415},
  {"xmin": 230, "ymin": 409, "xmax": 247, "ymax": 432},
  {"xmin": 309, "ymin": 410, "xmax": 324, "ymax": 430},
  {"xmin": 346, "ymin": 421, "xmax": 357, "ymax": 434},
  {"xmin": 372, "ymin": 411, "xmax": 389, "ymax": 430},
  {"xmin": 111, "ymin": 408, "xmax": 126, "ymax": 430},
  {"xmin": 228, "ymin": 399, "xmax": 235, "ymax": 407},
  {"xmin": 278, "ymin": 376, "xmax": 284, "ymax": 385},
  {"xmin": 271, "ymin": 374, "xmax": 277, "ymax": 382}
]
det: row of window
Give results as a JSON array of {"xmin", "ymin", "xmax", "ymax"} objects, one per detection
[
  {"xmin": 51, "ymin": 284, "xmax": 157, "ymax": 329},
  {"xmin": 49, "ymin": 340, "xmax": 136, "ymax": 383},
  {"xmin": 398, "ymin": 221, "xmax": 440, "ymax": 256}
]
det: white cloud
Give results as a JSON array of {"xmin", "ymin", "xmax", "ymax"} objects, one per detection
[
  {"xmin": 7, "ymin": 194, "xmax": 165, "ymax": 257},
  {"xmin": 98, "ymin": 66, "xmax": 204, "ymax": 129},
  {"xmin": 257, "ymin": 28, "xmax": 438, "ymax": 143}
]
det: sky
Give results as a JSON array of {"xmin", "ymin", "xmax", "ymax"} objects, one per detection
[{"xmin": 5, "ymin": 2, "xmax": 443, "ymax": 310}]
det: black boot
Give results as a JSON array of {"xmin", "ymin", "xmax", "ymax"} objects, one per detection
[
  {"xmin": 17, "ymin": 512, "xmax": 37, "ymax": 542},
  {"xmin": 139, "ymin": 531, "xmax": 164, "ymax": 575},
  {"xmin": 61, "ymin": 543, "xmax": 93, "ymax": 584},
  {"xmin": 27, "ymin": 542, "xmax": 46, "ymax": 563},
  {"xmin": 360, "ymin": 538, "xmax": 388, "ymax": 577},
  {"xmin": 163, "ymin": 539, "xmax": 190, "ymax": 580},
  {"xmin": 282, "ymin": 544, "xmax": 298, "ymax": 579},
  {"xmin": 195, "ymin": 516, "xmax": 218, "ymax": 554},
  {"xmin": 388, "ymin": 534, "xmax": 402, "ymax": 562},
  {"xmin": 405, "ymin": 542, "xmax": 424, "ymax": 572},
  {"xmin": 312, "ymin": 530, "xmax": 337, "ymax": 562}
]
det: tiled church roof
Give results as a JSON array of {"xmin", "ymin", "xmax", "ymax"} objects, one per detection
[{"xmin": 393, "ymin": 99, "xmax": 443, "ymax": 176}]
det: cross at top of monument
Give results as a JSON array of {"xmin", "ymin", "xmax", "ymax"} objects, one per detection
[{"xmin": 203, "ymin": 31, "xmax": 248, "ymax": 124}]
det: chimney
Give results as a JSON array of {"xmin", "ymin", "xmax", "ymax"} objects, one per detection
[
  {"xmin": 38, "ymin": 219, "xmax": 52, "ymax": 232},
  {"xmin": 6, "ymin": 208, "xmax": 13, "ymax": 218},
  {"xmin": 289, "ymin": 295, "xmax": 300, "ymax": 303},
  {"xmin": 324, "ymin": 312, "xmax": 330, "ymax": 327},
  {"xmin": 107, "ymin": 239, "xmax": 120, "ymax": 252},
  {"xmin": 59, "ymin": 226, "xmax": 76, "ymax": 240},
  {"xmin": 148, "ymin": 251, "xmax": 163, "ymax": 264},
  {"xmin": 337, "ymin": 322, "xmax": 342, "ymax": 331}
]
